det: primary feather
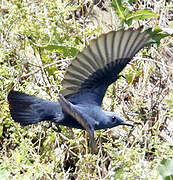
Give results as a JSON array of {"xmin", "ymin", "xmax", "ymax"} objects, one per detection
[{"xmin": 62, "ymin": 28, "xmax": 152, "ymax": 105}]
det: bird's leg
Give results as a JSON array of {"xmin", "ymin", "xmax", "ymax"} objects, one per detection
[
  {"xmin": 88, "ymin": 129, "xmax": 96, "ymax": 153},
  {"xmin": 59, "ymin": 94, "xmax": 96, "ymax": 153},
  {"xmin": 84, "ymin": 130, "xmax": 89, "ymax": 154}
]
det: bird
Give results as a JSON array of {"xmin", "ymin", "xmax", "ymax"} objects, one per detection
[{"xmin": 8, "ymin": 27, "xmax": 155, "ymax": 153}]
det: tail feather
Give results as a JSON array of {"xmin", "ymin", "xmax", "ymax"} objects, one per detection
[{"xmin": 8, "ymin": 90, "xmax": 63, "ymax": 126}]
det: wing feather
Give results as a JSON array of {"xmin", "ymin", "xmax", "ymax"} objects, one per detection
[{"xmin": 61, "ymin": 28, "xmax": 153, "ymax": 99}]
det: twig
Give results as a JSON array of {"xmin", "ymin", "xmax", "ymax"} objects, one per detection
[
  {"xmin": 132, "ymin": 57, "xmax": 173, "ymax": 71},
  {"xmin": 21, "ymin": 58, "xmax": 72, "ymax": 79}
]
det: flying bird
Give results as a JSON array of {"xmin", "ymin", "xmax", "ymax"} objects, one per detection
[{"xmin": 8, "ymin": 28, "xmax": 154, "ymax": 153}]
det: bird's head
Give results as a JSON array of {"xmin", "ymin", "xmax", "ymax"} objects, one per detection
[{"xmin": 102, "ymin": 111, "xmax": 134, "ymax": 129}]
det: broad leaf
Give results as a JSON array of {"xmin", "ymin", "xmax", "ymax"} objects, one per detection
[
  {"xmin": 148, "ymin": 26, "xmax": 173, "ymax": 46},
  {"xmin": 126, "ymin": 9, "xmax": 158, "ymax": 22},
  {"xmin": 158, "ymin": 159, "xmax": 173, "ymax": 180},
  {"xmin": 41, "ymin": 45, "xmax": 78, "ymax": 57}
]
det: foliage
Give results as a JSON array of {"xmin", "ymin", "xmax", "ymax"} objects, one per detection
[
  {"xmin": 158, "ymin": 159, "xmax": 173, "ymax": 180},
  {"xmin": 148, "ymin": 26, "xmax": 173, "ymax": 46},
  {"xmin": 0, "ymin": 0, "xmax": 173, "ymax": 179},
  {"xmin": 111, "ymin": 0, "xmax": 158, "ymax": 26}
]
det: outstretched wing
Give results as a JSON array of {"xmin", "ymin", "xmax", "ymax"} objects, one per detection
[{"xmin": 61, "ymin": 28, "xmax": 153, "ymax": 105}]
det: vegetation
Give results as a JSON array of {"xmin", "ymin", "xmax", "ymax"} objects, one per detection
[{"xmin": 0, "ymin": 0, "xmax": 173, "ymax": 179}]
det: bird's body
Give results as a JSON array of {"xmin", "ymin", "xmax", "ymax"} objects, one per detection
[
  {"xmin": 8, "ymin": 28, "xmax": 155, "ymax": 152},
  {"xmin": 58, "ymin": 104, "xmax": 101, "ymax": 130},
  {"xmin": 8, "ymin": 90, "xmax": 127, "ymax": 130}
]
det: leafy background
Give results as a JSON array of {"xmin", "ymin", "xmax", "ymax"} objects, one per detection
[{"xmin": 0, "ymin": 0, "xmax": 173, "ymax": 179}]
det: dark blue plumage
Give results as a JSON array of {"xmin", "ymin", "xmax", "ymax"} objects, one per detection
[
  {"xmin": 8, "ymin": 91, "xmax": 64, "ymax": 126},
  {"xmin": 8, "ymin": 28, "xmax": 154, "ymax": 152}
]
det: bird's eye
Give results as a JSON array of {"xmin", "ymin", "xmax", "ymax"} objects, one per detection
[{"xmin": 112, "ymin": 116, "xmax": 117, "ymax": 122}]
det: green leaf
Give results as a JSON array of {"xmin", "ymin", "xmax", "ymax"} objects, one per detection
[
  {"xmin": 170, "ymin": 21, "xmax": 173, "ymax": 28},
  {"xmin": 114, "ymin": 168, "xmax": 124, "ymax": 179},
  {"xmin": 148, "ymin": 26, "xmax": 173, "ymax": 46},
  {"xmin": 125, "ymin": 68, "xmax": 142, "ymax": 84},
  {"xmin": 41, "ymin": 45, "xmax": 78, "ymax": 57},
  {"xmin": 127, "ymin": 0, "xmax": 136, "ymax": 4},
  {"xmin": 111, "ymin": 2, "xmax": 158, "ymax": 26},
  {"xmin": 0, "ymin": 170, "xmax": 7, "ymax": 180},
  {"xmin": 126, "ymin": 9, "xmax": 158, "ymax": 22},
  {"xmin": 111, "ymin": 0, "xmax": 126, "ymax": 20},
  {"xmin": 0, "ymin": 125, "xmax": 3, "ymax": 137},
  {"xmin": 158, "ymin": 159, "xmax": 173, "ymax": 180}
]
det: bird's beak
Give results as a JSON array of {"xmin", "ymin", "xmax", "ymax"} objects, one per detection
[{"xmin": 120, "ymin": 122, "xmax": 134, "ymax": 127}]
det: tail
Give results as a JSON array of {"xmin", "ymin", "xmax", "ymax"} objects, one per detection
[{"xmin": 8, "ymin": 90, "xmax": 63, "ymax": 126}]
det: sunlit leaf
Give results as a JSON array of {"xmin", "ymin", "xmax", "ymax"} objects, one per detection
[
  {"xmin": 148, "ymin": 26, "xmax": 173, "ymax": 46},
  {"xmin": 0, "ymin": 170, "xmax": 6, "ymax": 180},
  {"xmin": 41, "ymin": 45, "xmax": 78, "ymax": 57},
  {"xmin": 170, "ymin": 21, "xmax": 173, "ymax": 28},
  {"xmin": 158, "ymin": 159, "xmax": 173, "ymax": 180},
  {"xmin": 111, "ymin": 0, "xmax": 126, "ymax": 20},
  {"xmin": 126, "ymin": 9, "xmax": 158, "ymax": 21}
]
